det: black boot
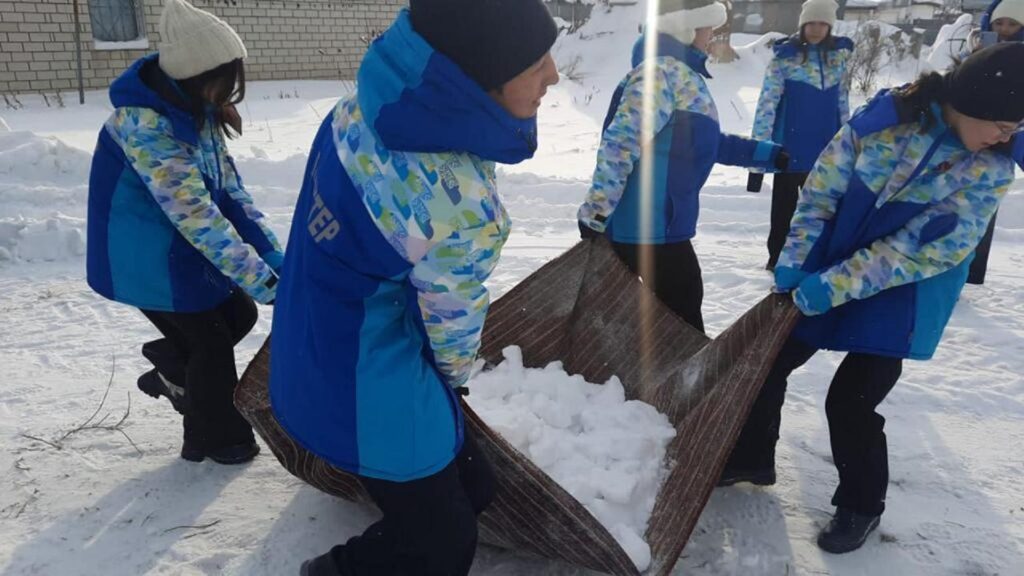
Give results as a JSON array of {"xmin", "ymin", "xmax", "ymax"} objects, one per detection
[
  {"xmin": 137, "ymin": 369, "xmax": 188, "ymax": 414},
  {"xmin": 717, "ymin": 466, "xmax": 776, "ymax": 487},
  {"xmin": 817, "ymin": 507, "xmax": 880, "ymax": 554},
  {"xmin": 300, "ymin": 547, "xmax": 344, "ymax": 576},
  {"xmin": 181, "ymin": 440, "xmax": 260, "ymax": 465}
]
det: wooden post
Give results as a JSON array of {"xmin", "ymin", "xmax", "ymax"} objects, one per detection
[{"xmin": 72, "ymin": 0, "xmax": 85, "ymax": 104}]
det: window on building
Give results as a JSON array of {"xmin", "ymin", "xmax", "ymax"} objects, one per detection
[{"xmin": 89, "ymin": 0, "xmax": 149, "ymax": 49}]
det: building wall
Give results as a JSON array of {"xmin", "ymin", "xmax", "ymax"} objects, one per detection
[
  {"xmin": 846, "ymin": 6, "xmax": 913, "ymax": 24},
  {"xmin": 0, "ymin": 0, "xmax": 406, "ymax": 96},
  {"xmin": 732, "ymin": 0, "xmax": 806, "ymax": 35}
]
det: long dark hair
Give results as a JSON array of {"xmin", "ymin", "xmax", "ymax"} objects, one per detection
[
  {"xmin": 179, "ymin": 59, "xmax": 246, "ymax": 139},
  {"xmin": 148, "ymin": 58, "xmax": 246, "ymax": 139},
  {"xmin": 798, "ymin": 24, "xmax": 838, "ymax": 65},
  {"xmin": 893, "ymin": 71, "xmax": 947, "ymax": 130}
]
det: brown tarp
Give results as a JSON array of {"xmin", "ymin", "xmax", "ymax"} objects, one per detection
[{"xmin": 235, "ymin": 238, "xmax": 800, "ymax": 575}]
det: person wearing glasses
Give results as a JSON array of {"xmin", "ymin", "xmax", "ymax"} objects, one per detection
[
  {"xmin": 960, "ymin": 0, "xmax": 1024, "ymax": 283},
  {"xmin": 721, "ymin": 44, "xmax": 1024, "ymax": 554}
]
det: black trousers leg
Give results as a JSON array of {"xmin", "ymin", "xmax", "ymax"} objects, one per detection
[
  {"xmin": 825, "ymin": 353, "xmax": 902, "ymax": 517},
  {"xmin": 726, "ymin": 337, "xmax": 818, "ymax": 470},
  {"xmin": 767, "ymin": 172, "xmax": 808, "ymax": 268},
  {"xmin": 612, "ymin": 240, "xmax": 705, "ymax": 333},
  {"xmin": 967, "ymin": 211, "xmax": 998, "ymax": 285},
  {"xmin": 140, "ymin": 291, "xmax": 258, "ymax": 449},
  {"xmin": 142, "ymin": 291, "xmax": 257, "ymax": 384},
  {"xmin": 328, "ymin": 430, "xmax": 494, "ymax": 576}
]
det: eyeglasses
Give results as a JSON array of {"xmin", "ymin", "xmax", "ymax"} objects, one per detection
[{"xmin": 994, "ymin": 121, "xmax": 1024, "ymax": 138}]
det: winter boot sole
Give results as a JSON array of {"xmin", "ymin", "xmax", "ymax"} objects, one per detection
[
  {"xmin": 817, "ymin": 515, "xmax": 880, "ymax": 554},
  {"xmin": 137, "ymin": 369, "xmax": 188, "ymax": 415},
  {"xmin": 181, "ymin": 442, "xmax": 260, "ymax": 465}
]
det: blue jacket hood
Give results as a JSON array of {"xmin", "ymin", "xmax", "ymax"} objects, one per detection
[
  {"xmin": 108, "ymin": 54, "xmax": 201, "ymax": 145},
  {"xmin": 631, "ymin": 33, "xmax": 712, "ymax": 78},
  {"xmin": 773, "ymin": 34, "xmax": 854, "ymax": 58},
  {"xmin": 356, "ymin": 9, "xmax": 538, "ymax": 164}
]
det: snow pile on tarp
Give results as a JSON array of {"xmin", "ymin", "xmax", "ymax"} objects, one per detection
[{"xmin": 468, "ymin": 346, "xmax": 676, "ymax": 570}]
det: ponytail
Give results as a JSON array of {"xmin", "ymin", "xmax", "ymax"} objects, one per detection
[{"xmin": 893, "ymin": 72, "xmax": 947, "ymax": 130}]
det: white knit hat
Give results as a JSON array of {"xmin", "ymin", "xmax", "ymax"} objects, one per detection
[
  {"xmin": 657, "ymin": 0, "xmax": 728, "ymax": 45},
  {"xmin": 992, "ymin": 0, "xmax": 1024, "ymax": 25},
  {"xmin": 158, "ymin": 0, "xmax": 247, "ymax": 80},
  {"xmin": 799, "ymin": 0, "xmax": 839, "ymax": 28}
]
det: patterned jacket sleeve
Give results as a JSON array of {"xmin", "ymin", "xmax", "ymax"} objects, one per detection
[
  {"xmin": 838, "ymin": 51, "xmax": 852, "ymax": 124},
  {"xmin": 112, "ymin": 107, "xmax": 277, "ymax": 304},
  {"xmin": 408, "ymin": 211, "xmax": 506, "ymax": 388},
  {"xmin": 814, "ymin": 176, "xmax": 1012, "ymax": 308},
  {"xmin": 778, "ymin": 124, "xmax": 859, "ymax": 269},
  {"xmin": 220, "ymin": 151, "xmax": 285, "ymax": 270},
  {"xmin": 752, "ymin": 56, "xmax": 785, "ymax": 143},
  {"xmin": 577, "ymin": 62, "xmax": 678, "ymax": 232}
]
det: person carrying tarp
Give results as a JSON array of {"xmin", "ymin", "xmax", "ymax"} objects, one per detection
[
  {"xmin": 267, "ymin": 1, "xmax": 560, "ymax": 574},
  {"xmin": 961, "ymin": 0, "xmax": 1024, "ymax": 284},
  {"xmin": 86, "ymin": 0, "xmax": 281, "ymax": 465},
  {"xmin": 577, "ymin": 0, "xmax": 789, "ymax": 333},
  {"xmin": 722, "ymin": 44, "xmax": 1024, "ymax": 554}
]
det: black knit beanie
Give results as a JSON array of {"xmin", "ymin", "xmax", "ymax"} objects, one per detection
[
  {"xmin": 947, "ymin": 42, "xmax": 1024, "ymax": 122},
  {"xmin": 410, "ymin": 0, "xmax": 558, "ymax": 91}
]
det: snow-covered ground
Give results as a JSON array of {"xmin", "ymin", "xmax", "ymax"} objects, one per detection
[{"xmin": 2, "ymin": 3, "xmax": 1023, "ymax": 575}]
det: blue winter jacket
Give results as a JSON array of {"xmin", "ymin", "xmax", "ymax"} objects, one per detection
[
  {"xmin": 778, "ymin": 91, "xmax": 1016, "ymax": 359},
  {"xmin": 578, "ymin": 34, "xmax": 783, "ymax": 244},
  {"xmin": 752, "ymin": 35, "xmax": 854, "ymax": 172},
  {"xmin": 269, "ymin": 10, "xmax": 535, "ymax": 482},
  {"xmin": 87, "ymin": 55, "xmax": 282, "ymax": 312}
]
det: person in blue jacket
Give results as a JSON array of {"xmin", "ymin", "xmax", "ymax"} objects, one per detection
[
  {"xmin": 268, "ymin": 1, "xmax": 559, "ymax": 574},
  {"xmin": 721, "ymin": 44, "xmax": 1024, "ymax": 554},
  {"xmin": 86, "ymin": 0, "xmax": 281, "ymax": 464},
  {"xmin": 577, "ymin": 0, "xmax": 788, "ymax": 333},
  {"xmin": 965, "ymin": 0, "xmax": 1023, "ymax": 284},
  {"xmin": 980, "ymin": 0, "xmax": 1024, "ymax": 44},
  {"xmin": 749, "ymin": 0, "xmax": 853, "ymax": 271}
]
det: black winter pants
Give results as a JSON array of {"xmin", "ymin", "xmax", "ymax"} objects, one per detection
[
  {"xmin": 767, "ymin": 172, "xmax": 810, "ymax": 268},
  {"xmin": 612, "ymin": 240, "xmax": 705, "ymax": 333},
  {"xmin": 967, "ymin": 210, "xmax": 997, "ymax": 285},
  {"xmin": 327, "ymin": 430, "xmax": 495, "ymax": 576},
  {"xmin": 140, "ymin": 290, "xmax": 258, "ymax": 450},
  {"xmin": 727, "ymin": 337, "xmax": 903, "ymax": 516}
]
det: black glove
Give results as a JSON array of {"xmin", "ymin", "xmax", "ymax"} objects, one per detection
[
  {"xmin": 579, "ymin": 221, "xmax": 602, "ymax": 240},
  {"xmin": 747, "ymin": 173, "xmax": 764, "ymax": 193},
  {"xmin": 773, "ymin": 149, "xmax": 791, "ymax": 172}
]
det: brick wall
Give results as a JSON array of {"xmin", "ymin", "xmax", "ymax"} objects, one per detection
[{"xmin": 0, "ymin": 0, "xmax": 407, "ymax": 96}]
